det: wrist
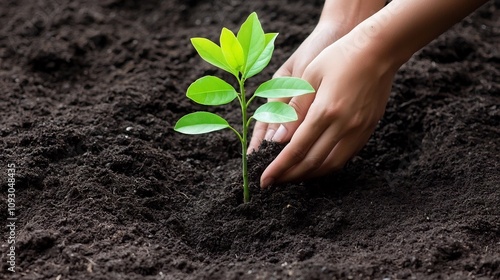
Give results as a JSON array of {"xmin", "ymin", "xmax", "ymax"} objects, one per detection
[
  {"xmin": 319, "ymin": 0, "xmax": 386, "ymax": 37},
  {"xmin": 345, "ymin": 20, "xmax": 411, "ymax": 72},
  {"xmin": 341, "ymin": 0, "xmax": 490, "ymax": 71},
  {"xmin": 336, "ymin": 24, "xmax": 404, "ymax": 81}
]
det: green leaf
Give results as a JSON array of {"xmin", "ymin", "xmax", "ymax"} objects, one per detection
[
  {"xmin": 253, "ymin": 102, "xmax": 298, "ymax": 123},
  {"xmin": 244, "ymin": 33, "xmax": 278, "ymax": 79},
  {"xmin": 191, "ymin": 38, "xmax": 237, "ymax": 75},
  {"xmin": 220, "ymin": 28, "xmax": 245, "ymax": 71},
  {"xmin": 237, "ymin": 12, "xmax": 266, "ymax": 75},
  {"xmin": 174, "ymin": 112, "xmax": 230, "ymax": 134},
  {"xmin": 187, "ymin": 76, "xmax": 238, "ymax": 105},
  {"xmin": 254, "ymin": 77, "xmax": 315, "ymax": 98}
]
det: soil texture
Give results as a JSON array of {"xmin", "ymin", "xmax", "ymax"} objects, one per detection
[{"xmin": 1, "ymin": 0, "xmax": 499, "ymax": 279}]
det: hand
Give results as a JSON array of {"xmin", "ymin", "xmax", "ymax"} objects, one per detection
[
  {"xmin": 252, "ymin": 0, "xmax": 486, "ymax": 187},
  {"xmin": 248, "ymin": 0, "xmax": 387, "ymax": 153},
  {"xmin": 248, "ymin": 22, "xmax": 348, "ymax": 154},
  {"xmin": 259, "ymin": 35, "xmax": 399, "ymax": 188}
]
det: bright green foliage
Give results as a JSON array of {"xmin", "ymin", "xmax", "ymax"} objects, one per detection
[
  {"xmin": 245, "ymin": 33, "xmax": 278, "ymax": 78},
  {"xmin": 237, "ymin": 12, "xmax": 265, "ymax": 76},
  {"xmin": 175, "ymin": 112, "xmax": 230, "ymax": 134},
  {"xmin": 253, "ymin": 102, "xmax": 298, "ymax": 123},
  {"xmin": 174, "ymin": 12, "xmax": 315, "ymax": 203},
  {"xmin": 255, "ymin": 77, "xmax": 315, "ymax": 98},
  {"xmin": 187, "ymin": 76, "xmax": 237, "ymax": 105},
  {"xmin": 190, "ymin": 38, "xmax": 236, "ymax": 75},
  {"xmin": 220, "ymin": 28, "xmax": 245, "ymax": 71}
]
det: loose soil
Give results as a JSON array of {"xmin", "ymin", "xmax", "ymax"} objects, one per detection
[{"xmin": 1, "ymin": 0, "xmax": 499, "ymax": 279}]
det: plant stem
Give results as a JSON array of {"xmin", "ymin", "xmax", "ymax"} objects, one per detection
[{"xmin": 238, "ymin": 77, "xmax": 250, "ymax": 203}]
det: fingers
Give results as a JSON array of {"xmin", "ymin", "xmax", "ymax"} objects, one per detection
[
  {"xmin": 259, "ymin": 72, "xmax": 374, "ymax": 186},
  {"xmin": 263, "ymin": 123, "xmax": 280, "ymax": 141},
  {"xmin": 249, "ymin": 57, "xmax": 294, "ymax": 154},
  {"xmin": 269, "ymin": 93, "xmax": 316, "ymax": 143},
  {"xmin": 260, "ymin": 121, "xmax": 369, "ymax": 187},
  {"xmin": 248, "ymin": 97, "xmax": 290, "ymax": 153},
  {"xmin": 306, "ymin": 128, "xmax": 373, "ymax": 178},
  {"xmin": 247, "ymin": 121, "xmax": 268, "ymax": 154},
  {"xmin": 259, "ymin": 101, "xmax": 332, "ymax": 188},
  {"xmin": 256, "ymin": 31, "xmax": 396, "ymax": 186},
  {"xmin": 261, "ymin": 107, "xmax": 378, "ymax": 186},
  {"xmin": 263, "ymin": 57, "xmax": 312, "ymax": 143},
  {"xmin": 270, "ymin": 127, "xmax": 342, "ymax": 184},
  {"xmin": 267, "ymin": 65, "xmax": 322, "ymax": 143},
  {"xmin": 259, "ymin": 70, "xmax": 326, "ymax": 187}
]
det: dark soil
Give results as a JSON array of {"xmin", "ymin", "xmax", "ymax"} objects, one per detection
[{"xmin": 1, "ymin": 0, "xmax": 499, "ymax": 279}]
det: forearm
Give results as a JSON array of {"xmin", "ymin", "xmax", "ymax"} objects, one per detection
[
  {"xmin": 319, "ymin": 0, "xmax": 387, "ymax": 37},
  {"xmin": 351, "ymin": 0, "xmax": 490, "ymax": 68}
]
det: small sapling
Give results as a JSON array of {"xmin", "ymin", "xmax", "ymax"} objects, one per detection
[{"xmin": 174, "ymin": 12, "xmax": 314, "ymax": 203}]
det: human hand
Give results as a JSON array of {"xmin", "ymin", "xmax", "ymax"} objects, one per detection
[
  {"xmin": 248, "ymin": 0, "xmax": 387, "ymax": 153},
  {"xmin": 247, "ymin": 22, "xmax": 347, "ymax": 154},
  {"xmin": 258, "ymin": 34, "xmax": 400, "ymax": 188},
  {"xmin": 251, "ymin": 0, "xmax": 486, "ymax": 187}
]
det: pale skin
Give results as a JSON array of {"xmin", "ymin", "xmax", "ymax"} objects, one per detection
[{"xmin": 248, "ymin": 0, "xmax": 491, "ymax": 188}]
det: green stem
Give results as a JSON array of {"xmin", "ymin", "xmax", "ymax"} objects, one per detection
[
  {"xmin": 246, "ymin": 94, "xmax": 256, "ymax": 108},
  {"xmin": 238, "ymin": 77, "xmax": 250, "ymax": 203},
  {"xmin": 228, "ymin": 126, "xmax": 243, "ymax": 143}
]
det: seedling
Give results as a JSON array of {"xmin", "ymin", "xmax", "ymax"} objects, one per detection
[{"xmin": 174, "ymin": 12, "xmax": 314, "ymax": 203}]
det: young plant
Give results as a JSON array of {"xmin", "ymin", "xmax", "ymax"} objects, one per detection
[{"xmin": 174, "ymin": 12, "xmax": 314, "ymax": 203}]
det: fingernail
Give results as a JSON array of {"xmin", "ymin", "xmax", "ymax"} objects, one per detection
[
  {"xmin": 271, "ymin": 125, "xmax": 287, "ymax": 142},
  {"xmin": 260, "ymin": 177, "xmax": 274, "ymax": 189},
  {"xmin": 264, "ymin": 128, "xmax": 275, "ymax": 141}
]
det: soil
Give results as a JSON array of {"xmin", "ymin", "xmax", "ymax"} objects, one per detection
[{"xmin": 0, "ymin": 0, "xmax": 499, "ymax": 279}]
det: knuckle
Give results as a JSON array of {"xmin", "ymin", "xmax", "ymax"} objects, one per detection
[
  {"xmin": 347, "ymin": 112, "xmax": 365, "ymax": 130},
  {"xmin": 302, "ymin": 65, "xmax": 321, "ymax": 89},
  {"xmin": 302, "ymin": 63, "xmax": 318, "ymax": 80},
  {"xmin": 320, "ymin": 105, "xmax": 376, "ymax": 131},
  {"xmin": 322, "ymin": 104, "xmax": 345, "ymax": 120},
  {"xmin": 287, "ymin": 146, "xmax": 307, "ymax": 162},
  {"xmin": 302, "ymin": 156, "xmax": 323, "ymax": 171},
  {"xmin": 288, "ymin": 99, "xmax": 307, "ymax": 119},
  {"xmin": 302, "ymin": 65, "xmax": 313, "ymax": 80}
]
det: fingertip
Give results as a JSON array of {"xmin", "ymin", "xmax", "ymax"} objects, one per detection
[
  {"xmin": 260, "ymin": 176, "xmax": 275, "ymax": 189},
  {"xmin": 264, "ymin": 127, "xmax": 276, "ymax": 141},
  {"xmin": 271, "ymin": 125, "xmax": 287, "ymax": 143},
  {"xmin": 246, "ymin": 146, "xmax": 256, "ymax": 155},
  {"xmin": 247, "ymin": 137, "xmax": 263, "ymax": 154}
]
